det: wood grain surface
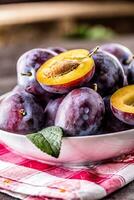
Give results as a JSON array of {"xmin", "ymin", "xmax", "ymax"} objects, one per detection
[
  {"xmin": 0, "ymin": 36, "xmax": 134, "ymax": 199},
  {"xmin": 0, "ymin": 2, "xmax": 134, "ymax": 26}
]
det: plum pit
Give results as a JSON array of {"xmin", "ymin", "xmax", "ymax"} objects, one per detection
[{"xmin": 43, "ymin": 60, "xmax": 80, "ymax": 78}]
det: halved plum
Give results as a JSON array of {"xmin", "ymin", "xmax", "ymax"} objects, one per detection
[
  {"xmin": 36, "ymin": 49, "xmax": 96, "ymax": 94},
  {"xmin": 110, "ymin": 85, "xmax": 134, "ymax": 125},
  {"xmin": 103, "ymin": 96, "xmax": 134, "ymax": 133}
]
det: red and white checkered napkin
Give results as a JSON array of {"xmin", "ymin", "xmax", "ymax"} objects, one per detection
[{"xmin": 0, "ymin": 143, "xmax": 134, "ymax": 200}]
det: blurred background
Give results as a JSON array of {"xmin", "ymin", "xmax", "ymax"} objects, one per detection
[{"xmin": 0, "ymin": 0, "xmax": 134, "ymax": 94}]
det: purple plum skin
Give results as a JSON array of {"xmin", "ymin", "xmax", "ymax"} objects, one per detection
[
  {"xmin": 13, "ymin": 85, "xmax": 53, "ymax": 109},
  {"xmin": 90, "ymin": 50, "xmax": 126, "ymax": 97},
  {"xmin": 102, "ymin": 96, "xmax": 134, "ymax": 133},
  {"xmin": 111, "ymin": 106, "xmax": 134, "ymax": 126},
  {"xmin": 55, "ymin": 87, "xmax": 105, "ymax": 136},
  {"xmin": 100, "ymin": 43, "xmax": 133, "ymax": 76},
  {"xmin": 47, "ymin": 47, "xmax": 66, "ymax": 54},
  {"xmin": 128, "ymin": 60, "xmax": 134, "ymax": 84},
  {"xmin": 0, "ymin": 87, "xmax": 45, "ymax": 134},
  {"xmin": 17, "ymin": 48, "xmax": 57, "ymax": 95},
  {"xmin": 44, "ymin": 97, "xmax": 64, "ymax": 127}
]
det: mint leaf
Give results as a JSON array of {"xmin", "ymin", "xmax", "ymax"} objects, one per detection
[{"xmin": 27, "ymin": 126, "xmax": 63, "ymax": 158}]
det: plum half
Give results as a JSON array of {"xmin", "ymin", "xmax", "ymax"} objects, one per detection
[
  {"xmin": 55, "ymin": 87, "xmax": 105, "ymax": 136},
  {"xmin": 37, "ymin": 49, "xmax": 96, "ymax": 94},
  {"xmin": 110, "ymin": 85, "xmax": 134, "ymax": 125},
  {"xmin": 90, "ymin": 50, "xmax": 126, "ymax": 97},
  {"xmin": 100, "ymin": 43, "xmax": 133, "ymax": 77},
  {"xmin": 17, "ymin": 48, "xmax": 57, "ymax": 95},
  {"xmin": 0, "ymin": 87, "xmax": 45, "ymax": 134},
  {"xmin": 103, "ymin": 96, "xmax": 134, "ymax": 133}
]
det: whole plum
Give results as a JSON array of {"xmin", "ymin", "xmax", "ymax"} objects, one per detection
[
  {"xmin": 48, "ymin": 47, "xmax": 66, "ymax": 54},
  {"xmin": 128, "ymin": 60, "xmax": 134, "ymax": 84},
  {"xmin": 55, "ymin": 87, "xmax": 105, "ymax": 136},
  {"xmin": 44, "ymin": 97, "xmax": 64, "ymax": 127},
  {"xmin": 102, "ymin": 96, "xmax": 134, "ymax": 133},
  {"xmin": 17, "ymin": 48, "xmax": 57, "ymax": 95},
  {"xmin": 100, "ymin": 43, "xmax": 133, "ymax": 76},
  {"xmin": 0, "ymin": 87, "xmax": 45, "ymax": 134},
  {"xmin": 90, "ymin": 50, "xmax": 126, "ymax": 97}
]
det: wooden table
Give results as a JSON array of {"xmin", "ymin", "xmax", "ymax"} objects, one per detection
[
  {"xmin": 0, "ymin": 36, "xmax": 134, "ymax": 199},
  {"xmin": 0, "ymin": 2, "xmax": 134, "ymax": 26}
]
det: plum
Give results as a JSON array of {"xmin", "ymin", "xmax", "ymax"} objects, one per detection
[
  {"xmin": 44, "ymin": 97, "xmax": 64, "ymax": 127},
  {"xmin": 0, "ymin": 87, "xmax": 45, "ymax": 134},
  {"xmin": 37, "ymin": 49, "xmax": 95, "ymax": 94},
  {"xmin": 103, "ymin": 96, "xmax": 134, "ymax": 133},
  {"xmin": 128, "ymin": 60, "xmax": 134, "ymax": 84},
  {"xmin": 13, "ymin": 85, "xmax": 53, "ymax": 110},
  {"xmin": 17, "ymin": 48, "xmax": 57, "ymax": 95},
  {"xmin": 90, "ymin": 50, "xmax": 126, "ymax": 97},
  {"xmin": 55, "ymin": 87, "xmax": 105, "ymax": 136},
  {"xmin": 110, "ymin": 85, "xmax": 134, "ymax": 125},
  {"xmin": 100, "ymin": 43, "xmax": 133, "ymax": 76},
  {"xmin": 47, "ymin": 47, "xmax": 66, "ymax": 54}
]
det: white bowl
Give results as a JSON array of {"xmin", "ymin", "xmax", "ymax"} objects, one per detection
[
  {"xmin": 0, "ymin": 93, "xmax": 134, "ymax": 166},
  {"xmin": 0, "ymin": 129, "xmax": 134, "ymax": 166}
]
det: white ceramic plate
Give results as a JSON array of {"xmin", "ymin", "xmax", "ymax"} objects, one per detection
[{"xmin": 0, "ymin": 93, "xmax": 134, "ymax": 166}]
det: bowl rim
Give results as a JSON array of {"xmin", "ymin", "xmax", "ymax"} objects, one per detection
[
  {"xmin": 0, "ymin": 92, "xmax": 134, "ymax": 140},
  {"xmin": 0, "ymin": 126, "xmax": 134, "ymax": 140}
]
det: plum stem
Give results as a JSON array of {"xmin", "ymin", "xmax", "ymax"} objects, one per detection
[
  {"xmin": 89, "ymin": 46, "xmax": 99, "ymax": 57},
  {"xmin": 93, "ymin": 83, "xmax": 98, "ymax": 92},
  {"xmin": 21, "ymin": 72, "xmax": 32, "ymax": 76},
  {"xmin": 125, "ymin": 55, "xmax": 134, "ymax": 65}
]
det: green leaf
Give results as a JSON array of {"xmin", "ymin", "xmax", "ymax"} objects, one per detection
[{"xmin": 27, "ymin": 126, "xmax": 63, "ymax": 158}]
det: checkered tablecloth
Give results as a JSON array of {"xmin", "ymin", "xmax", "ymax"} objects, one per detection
[{"xmin": 0, "ymin": 143, "xmax": 134, "ymax": 200}]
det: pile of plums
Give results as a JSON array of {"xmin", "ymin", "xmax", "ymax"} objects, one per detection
[{"xmin": 0, "ymin": 44, "xmax": 134, "ymax": 136}]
